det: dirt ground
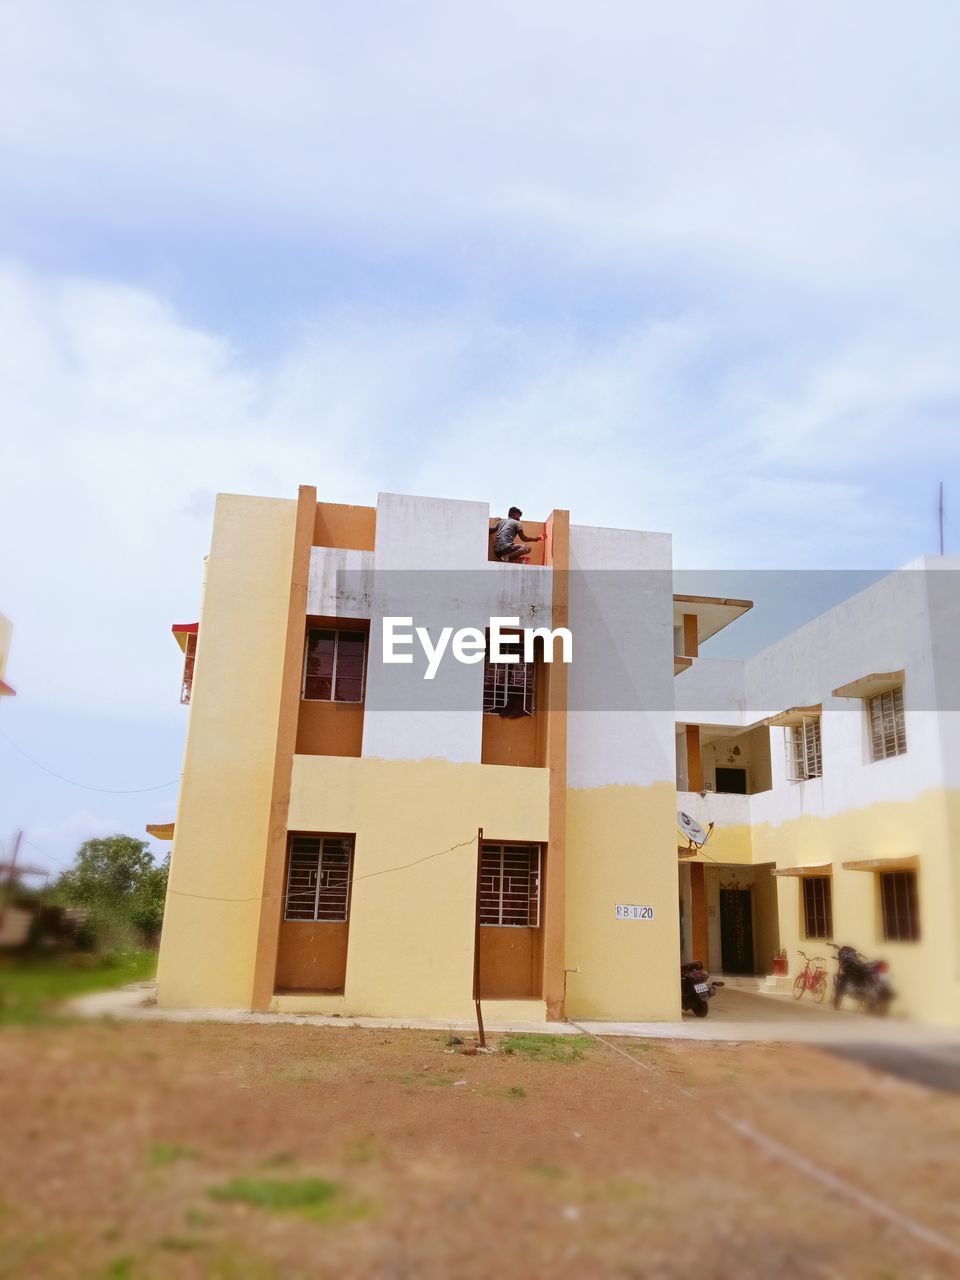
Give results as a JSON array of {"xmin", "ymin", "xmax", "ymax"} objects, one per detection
[{"xmin": 2, "ymin": 1019, "xmax": 960, "ymax": 1279}]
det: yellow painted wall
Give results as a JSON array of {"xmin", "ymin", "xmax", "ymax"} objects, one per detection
[
  {"xmin": 694, "ymin": 820, "xmax": 754, "ymax": 866},
  {"xmin": 564, "ymin": 781, "xmax": 681, "ymax": 1021},
  {"xmin": 285, "ymin": 754, "xmax": 550, "ymax": 1019},
  {"xmin": 753, "ymin": 789, "xmax": 960, "ymax": 1025},
  {"xmin": 156, "ymin": 494, "xmax": 299, "ymax": 1008}
]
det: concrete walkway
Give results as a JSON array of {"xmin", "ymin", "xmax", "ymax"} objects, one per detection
[{"xmin": 68, "ymin": 982, "xmax": 960, "ymax": 1049}]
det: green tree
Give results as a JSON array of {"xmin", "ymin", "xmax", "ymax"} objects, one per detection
[
  {"xmin": 129, "ymin": 854, "xmax": 171, "ymax": 944},
  {"xmin": 54, "ymin": 835, "xmax": 169, "ymax": 951}
]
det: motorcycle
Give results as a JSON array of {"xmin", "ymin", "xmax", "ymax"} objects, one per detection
[
  {"xmin": 681, "ymin": 960, "xmax": 724, "ymax": 1017},
  {"xmin": 828, "ymin": 943, "xmax": 894, "ymax": 1015}
]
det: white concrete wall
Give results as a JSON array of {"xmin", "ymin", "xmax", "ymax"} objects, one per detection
[
  {"xmin": 566, "ymin": 525, "xmax": 675, "ymax": 788},
  {"xmin": 361, "ymin": 494, "xmax": 489, "ymax": 763},
  {"xmin": 677, "ymin": 789, "xmax": 751, "ymax": 835},
  {"xmin": 674, "ymin": 657, "xmax": 749, "ymax": 729},
  {"xmin": 746, "ymin": 565, "xmax": 943, "ymax": 825},
  {"xmin": 925, "ymin": 556, "xmax": 960, "ymax": 790},
  {"xmin": 308, "ymin": 497, "xmax": 557, "ymax": 768},
  {"xmin": 307, "ymin": 548, "xmax": 375, "ymax": 618}
]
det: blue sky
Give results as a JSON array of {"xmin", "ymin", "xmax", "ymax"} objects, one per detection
[{"xmin": 1, "ymin": 2, "xmax": 959, "ymax": 875}]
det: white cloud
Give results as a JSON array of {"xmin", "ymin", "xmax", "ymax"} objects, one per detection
[
  {"xmin": 22, "ymin": 809, "xmax": 124, "ymax": 876},
  {"xmin": 1, "ymin": 2, "xmax": 958, "ymax": 298}
]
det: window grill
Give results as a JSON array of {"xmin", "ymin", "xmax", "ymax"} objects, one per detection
[
  {"xmin": 786, "ymin": 715, "xmax": 822, "ymax": 781},
  {"xmin": 483, "ymin": 658, "xmax": 536, "ymax": 716},
  {"xmin": 478, "ymin": 843, "xmax": 541, "ymax": 927},
  {"xmin": 868, "ymin": 686, "xmax": 906, "ymax": 761},
  {"xmin": 880, "ymin": 870, "xmax": 919, "ymax": 942},
  {"xmin": 180, "ymin": 632, "xmax": 197, "ymax": 705},
  {"xmin": 284, "ymin": 835, "xmax": 354, "ymax": 922},
  {"xmin": 303, "ymin": 629, "xmax": 366, "ymax": 703},
  {"xmin": 802, "ymin": 876, "xmax": 833, "ymax": 939}
]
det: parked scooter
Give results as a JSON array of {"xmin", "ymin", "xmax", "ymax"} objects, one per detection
[
  {"xmin": 828, "ymin": 943, "xmax": 894, "ymax": 1015},
  {"xmin": 680, "ymin": 960, "xmax": 724, "ymax": 1017}
]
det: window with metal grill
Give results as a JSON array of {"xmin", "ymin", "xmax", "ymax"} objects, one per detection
[
  {"xmin": 284, "ymin": 835, "xmax": 354, "ymax": 922},
  {"xmin": 868, "ymin": 686, "xmax": 906, "ymax": 761},
  {"xmin": 303, "ymin": 629, "xmax": 366, "ymax": 703},
  {"xmin": 478, "ymin": 843, "xmax": 541, "ymax": 927},
  {"xmin": 483, "ymin": 630, "xmax": 535, "ymax": 717},
  {"xmin": 786, "ymin": 715, "xmax": 822, "ymax": 781},
  {"xmin": 802, "ymin": 876, "xmax": 833, "ymax": 939},
  {"xmin": 880, "ymin": 870, "xmax": 919, "ymax": 942}
]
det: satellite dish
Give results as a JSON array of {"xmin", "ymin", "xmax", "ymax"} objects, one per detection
[{"xmin": 677, "ymin": 810, "xmax": 709, "ymax": 847}]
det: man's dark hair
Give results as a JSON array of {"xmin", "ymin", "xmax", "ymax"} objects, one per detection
[{"xmin": 508, "ymin": 506, "xmax": 522, "ymax": 518}]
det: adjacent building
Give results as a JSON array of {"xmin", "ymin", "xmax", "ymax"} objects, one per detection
[
  {"xmin": 155, "ymin": 489, "xmax": 960, "ymax": 1025},
  {"xmin": 676, "ymin": 559, "xmax": 960, "ymax": 1025}
]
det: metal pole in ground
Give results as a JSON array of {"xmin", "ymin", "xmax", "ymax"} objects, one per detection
[
  {"xmin": 473, "ymin": 828, "xmax": 486, "ymax": 1048},
  {"xmin": 0, "ymin": 830, "xmax": 23, "ymax": 932}
]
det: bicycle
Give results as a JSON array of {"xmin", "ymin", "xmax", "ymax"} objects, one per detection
[{"xmin": 792, "ymin": 950, "xmax": 828, "ymax": 1002}]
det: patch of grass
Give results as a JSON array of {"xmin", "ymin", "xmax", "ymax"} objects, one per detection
[
  {"xmin": 528, "ymin": 1161, "xmax": 565, "ymax": 1180},
  {"xmin": 208, "ymin": 1177, "xmax": 341, "ymax": 1219},
  {"xmin": 184, "ymin": 1208, "xmax": 215, "ymax": 1229},
  {"xmin": 260, "ymin": 1152, "xmax": 297, "ymax": 1169},
  {"xmin": 103, "ymin": 1258, "xmax": 135, "ymax": 1280},
  {"xmin": 149, "ymin": 1142, "xmax": 198, "ymax": 1167},
  {"xmin": 505, "ymin": 1085, "xmax": 527, "ymax": 1100},
  {"xmin": 343, "ymin": 1134, "xmax": 388, "ymax": 1165},
  {"xmin": 0, "ymin": 952, "xmax": 156, "ymax": 1026},
  {"xmin": 500, "ymin": 1034, "xmax": 592, "ymax": 1064},
  {"xmin": 157, "ymin": 1236, "xmax": 205, "ymax": 1252},
  {"xmin": 396, "ymin": 1072, "xmax": 454, "ymax": 1088}
]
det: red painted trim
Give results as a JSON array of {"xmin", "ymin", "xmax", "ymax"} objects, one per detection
[{"xmin": 171, "ymin": 623, "xmax": 199, "ymax": 635}]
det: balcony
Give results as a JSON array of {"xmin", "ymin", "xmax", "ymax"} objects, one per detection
[{"xmin": 676, "ymin": 790, "xmax": 753, "ymax": 864}]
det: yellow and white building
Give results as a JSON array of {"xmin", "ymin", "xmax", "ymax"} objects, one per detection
[
  {"xmin": 156, "ymin": 489, "xmax": 960, "ymax": 1025},
  {"xmin": 676, "ymin": 559, "xmax": 960, "ymax": 1025}
]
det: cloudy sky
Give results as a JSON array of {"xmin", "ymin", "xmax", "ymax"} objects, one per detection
[{"xmin": 1, "ymin": 2, "xmax": 959, "ymax": 874}]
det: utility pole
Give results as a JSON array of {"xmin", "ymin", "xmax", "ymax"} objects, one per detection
[{"xmin": 0, "ymin": 829, "xmax": 23, "ymax": 931}]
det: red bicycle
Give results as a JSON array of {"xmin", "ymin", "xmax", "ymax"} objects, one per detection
[{"xmin": 793, "ymin": 950, "xmax": 828, "ymax": 1002}]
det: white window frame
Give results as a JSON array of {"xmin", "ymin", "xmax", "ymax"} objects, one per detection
[
  {"xmin": 302, "ymin": 628, "xmax": 367, "ymax": 704},
  {"xmin": 867, "ymin": 686, "xmax": 906, "ymax": 761},
  {"xmin": 482, "ymin": 659, "xmax": 536, "ymax": 715},
  {"xmin": 785, "ymin": 714, "xmax": 822, "ymax": 781}
]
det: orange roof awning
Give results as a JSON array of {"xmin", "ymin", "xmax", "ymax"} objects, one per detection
[
  {"xmin": 171, "ymin": 623, "xmax": 198, "ymax": 654},
  {"xmin": 771, "ymin": 863, "xmax": 832, "ymax": 878},
  {"xmin": 832, "ymin": 670, "xmax": 904, "ymax": 699},
  {"xmin": 146, "ymin": 823, "xmax": 175, "ymax": 841},
  {"xmin": 842, "ymin": 854, "xmax": 919, "ymax": 873}
]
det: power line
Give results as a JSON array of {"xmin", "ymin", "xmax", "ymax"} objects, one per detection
[
  {"xmin": 0, "ymin": 727, "xmax": 179, "ymax": 795},
  {"xmin": 24, "ymin": 840, "xmax": 73, "ymax": 871},
  {"xmin": 167, "ymin": 835, "xmax": 479, "ymax": 904}
]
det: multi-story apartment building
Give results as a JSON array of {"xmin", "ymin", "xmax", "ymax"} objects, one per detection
[
  {"xmin": 155, "ymin": 489, "xmax": 960, "ymax": 1025},
  {"xmin": 676, "ymin": 558, "xmax": 960, "ymax": 1025}
]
